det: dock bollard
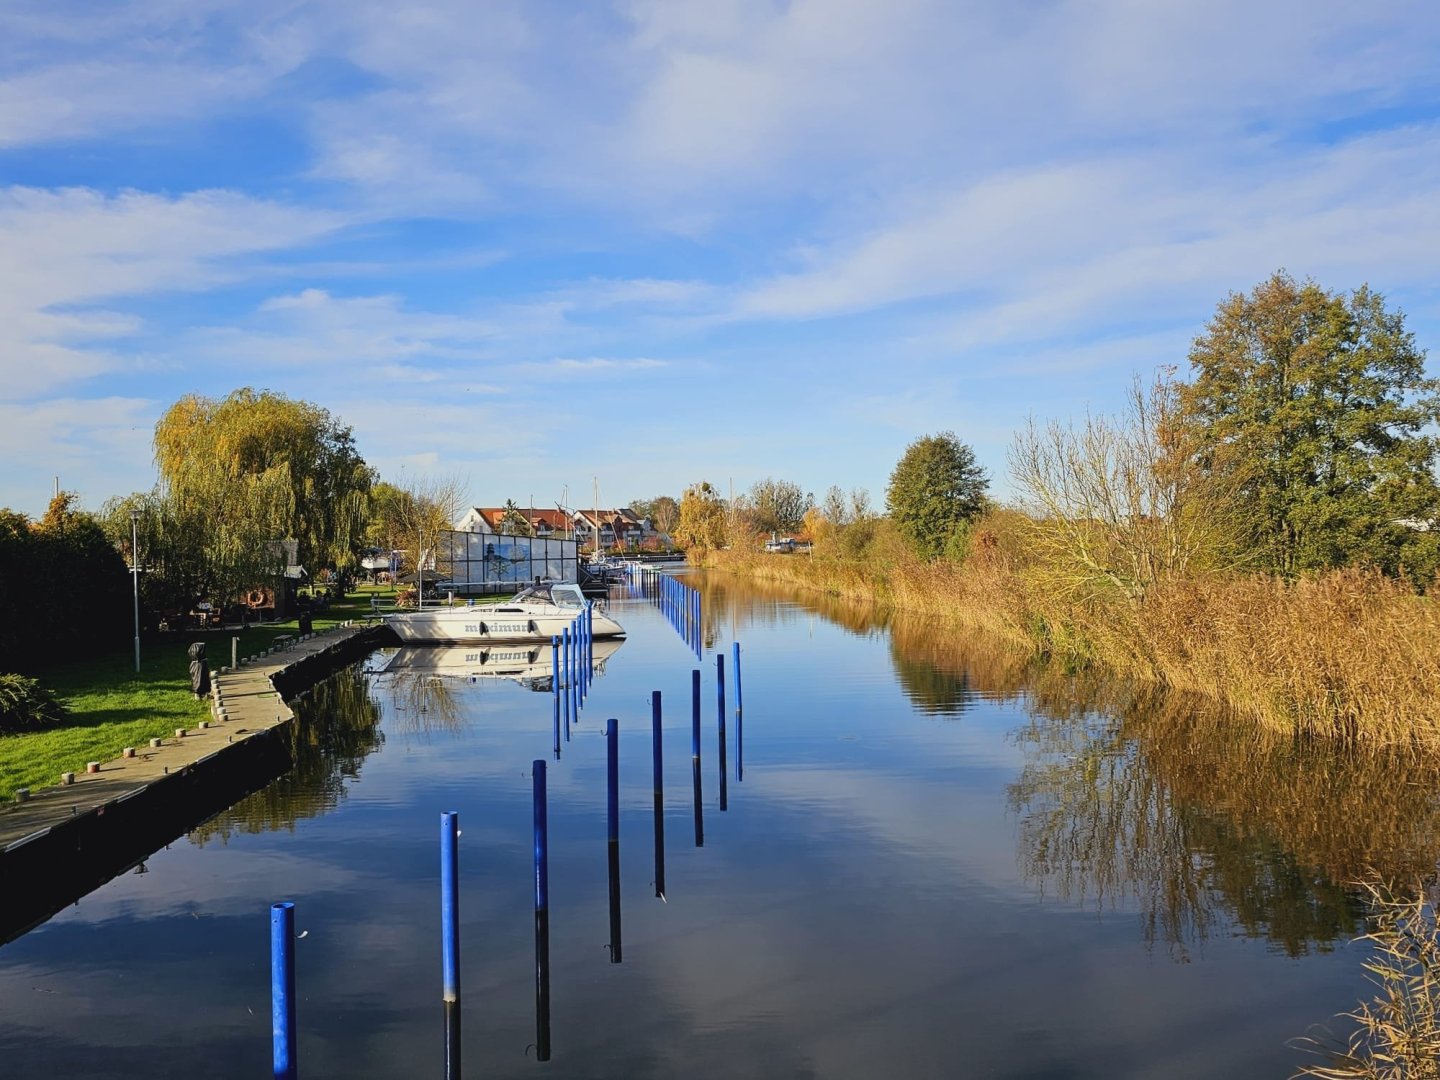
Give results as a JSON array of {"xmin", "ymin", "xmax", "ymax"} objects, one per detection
[
  {"xmin": 15, "ymin": 788, "xmax": 29, "ymax": 802},
  {"xmin": 149, "ymin": 738, "xmax": 162, "ymax": 748},
  {"xmin": 61, "ymin": 772, "xmax": 75, "ymax": 785},
  {"xmin": 86, "ymin": 761, "xmax": 100, "ymax": 774},
  {"xmin": 271, "ymin": 901, "xmax": 298, "ymax": 1080},
  {"xmin": 123, "ymin": 747, "xmax": 136, "ymax": 759}
]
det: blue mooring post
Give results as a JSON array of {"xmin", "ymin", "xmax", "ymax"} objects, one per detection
[
  {"xmin": 571, "ymin": 618, "xmax": 580, "ymax": 718},
  {"xmin": 533, "ymin": 760, "xmax": 551, "ymax": 1061},
  {"xmin": 271, "ymin": 900, "xmax": 297, "ymax": 1080},
  {"xmin": 606, "ymin": 718, "xmax": 622, "ymax": 962},
  {"xmin": 441, "ymin": 812, "xmax": 460, "ymax": 1002},
  {"xmin": 733, "ymin": 641, "xmax": 743, "ymax": 782},
  {"xmin": 561, "ymin": 626, "xmax": 571, "ymax": 730},
  {"xmin": 551, "ymin": 636, "xmax": 561, "ymax": 758},
  {"xmin": 691, "ymin": 668, "xmax": 703, "ymax": 847},
  {"xmin": 440, "ymin": 811, "xmax": 461, "ymax": 1079},
  {"xmin": 652, "ymin": 690, "xmax": 665, "ymax": 900}
]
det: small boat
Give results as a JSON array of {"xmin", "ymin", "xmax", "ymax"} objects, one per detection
[{"xmin": 383, "ymin": 582, "xmax": 626, "ymax": 644}]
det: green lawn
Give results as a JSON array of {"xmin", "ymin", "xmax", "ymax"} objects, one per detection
[{"xmin": 0, "ymin": 585, "xmax": 393, "ymax": 802}]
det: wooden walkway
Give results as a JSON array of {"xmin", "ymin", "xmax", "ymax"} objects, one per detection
[{"xmin": 0, "ymin": 622, "xmax": 372, "ymax": 851}]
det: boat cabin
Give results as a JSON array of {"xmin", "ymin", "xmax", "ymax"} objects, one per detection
[{"xmin": 507, "ymin": 582, "xmax": 587, "ymax": 609}]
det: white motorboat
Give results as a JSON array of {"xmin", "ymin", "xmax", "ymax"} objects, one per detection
[{"xmin": 383, "ymin": 582, "xmax": 626, "ymax": 644}]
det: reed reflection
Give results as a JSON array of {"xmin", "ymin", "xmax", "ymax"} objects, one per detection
[{"xmin": 722, "ymin": 576, "xmax": 1440, "ymax": 958}]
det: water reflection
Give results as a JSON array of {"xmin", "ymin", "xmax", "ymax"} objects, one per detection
[
  {"xmin": 719, "ymin": 577, "xmax": 1440, "ymax": 957},
  {"xmin": 382, "ymin": 639, "xmax": 624, "ymax": 691},
  {"xmin": 191, "ymin": 664, "xmax": 384, "ymax": 845}
]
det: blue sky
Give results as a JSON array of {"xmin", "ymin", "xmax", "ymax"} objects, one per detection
[{"xmin": 3, "ymin": 0, "xmax": 1440, "ymax": 519}]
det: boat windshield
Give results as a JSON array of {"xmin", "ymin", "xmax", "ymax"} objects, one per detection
[{"xmin": 510, "ymin": 583, "xmax": 586, "ymax": 608}]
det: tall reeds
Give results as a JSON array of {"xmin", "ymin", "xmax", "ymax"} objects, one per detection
[
  {"xmin": 704, "ymin": 523, "xmax": 1440, "ymax": 748},
  {"xmin": 1293, "ymin": 879, "xmax": 1440, "ymax": 1079}
]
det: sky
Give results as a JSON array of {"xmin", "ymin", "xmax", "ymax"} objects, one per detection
[{"xmin": 3, "ymin": 0, "xmax": 1440, "ymax": 520}]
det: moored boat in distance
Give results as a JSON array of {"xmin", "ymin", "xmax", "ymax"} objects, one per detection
[{"xmin": 383, "ymin": 582, "xmax": 625, "ymax": 644}]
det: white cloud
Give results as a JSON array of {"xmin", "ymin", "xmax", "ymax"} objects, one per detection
[{"xmin": 0, "ymin": 187, "xmax": 351, "ymax": 398}]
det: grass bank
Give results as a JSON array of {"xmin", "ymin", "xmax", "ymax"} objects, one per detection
[
  {"xmin": 0, "ymin": 585, "xmax": 392, "ymax": 802},
  {"xmin": 702, "ymin": 530, "xmax": 1440, "ymax": 748}
]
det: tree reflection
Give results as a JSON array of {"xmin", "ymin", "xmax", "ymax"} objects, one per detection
[
  {"xmin": 719, "ymin": 573, "xmax": 1440, "ymax": 959},
  {"xmin": 191, "ymin": 664, "xmax": 385, "ymax": 844},
  {"xmin": 1006, "ymin": 681, "xmax": 1440, "ymax": 957}
]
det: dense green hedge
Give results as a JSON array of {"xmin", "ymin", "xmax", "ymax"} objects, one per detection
[{"xmin": 0, "ymin": 497, "xmax": 131, "ymax": 673}]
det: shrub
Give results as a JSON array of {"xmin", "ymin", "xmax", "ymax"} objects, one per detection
[{"xmin": 0, "ymin": 674, "xmax": 69, "ymax": 735}]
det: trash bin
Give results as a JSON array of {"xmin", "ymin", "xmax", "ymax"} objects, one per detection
[{"xmin": 187, "ymin": 641, "xmax": 211, "ymax": 699}]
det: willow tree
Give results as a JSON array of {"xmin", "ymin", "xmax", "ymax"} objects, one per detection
[
  {"xmin": 364, "ymin": 475, "xmax": 467, "ymax": 578},
  {"xmin": 153, "ymin": 389, "xmax": 372, "ymax": 603},
  {"xmin": 674, "ymin": 481, "xmax": 728, "ymax": 551}
]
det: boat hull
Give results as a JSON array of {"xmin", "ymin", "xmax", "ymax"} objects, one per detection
[{"xmin": 384, "ymin": 606, "xmax": 626, "ymax": 644}]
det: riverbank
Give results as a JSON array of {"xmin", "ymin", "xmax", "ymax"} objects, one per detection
[
  {"xmin": 699, "ymin": 539, "xmax": 1440, "ymax": 748},
  {"xmin": 0, "ymin": 585, "xmax": 395, "ymax": 801},
  {"xmin": 0, "ymin": 620, "xmax": 388, "ymax": 941}
]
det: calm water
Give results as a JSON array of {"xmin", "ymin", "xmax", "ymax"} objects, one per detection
[{"xmin": 4, "ymin": 572, "xmax": 1438, "ymax": 1078}]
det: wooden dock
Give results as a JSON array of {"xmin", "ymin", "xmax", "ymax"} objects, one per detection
[{"xmin": 0, "ymin": 622, "xmax": 374, "ymax": 851}]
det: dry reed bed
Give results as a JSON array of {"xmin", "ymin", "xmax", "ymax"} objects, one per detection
[{"xmin": 706, "ymin": 549, "xmax": 1440, "ymax": 748}]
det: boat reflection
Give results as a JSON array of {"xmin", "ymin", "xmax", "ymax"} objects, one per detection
[{"xmin": 382, "ymin": 637, "xmax": 624, "ymax": 691}]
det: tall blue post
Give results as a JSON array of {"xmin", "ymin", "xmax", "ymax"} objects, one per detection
[
  {"xmin": 551, "ymin": 636, "xmax": 561, "ymax": 757},
  {"xmin": 440, "ymin": 811, "xmax": 461, "ymax": 1078},
  {"xmin": 651, "ymin": 690, "xmax": 665, "ymax": 899},
  {"xmin": 561, "ymin": 626, "xmax": 571, "ymax": 728},
  {"xmin": 441, "ymin": 812, "xmax": 460, "ymax": 1003},
  {"xmin": 606, "ymin": 718, "xmax": 622, "ymax": 962},
  {"xmin": 571, "ymin": 618, "xmax": 580, "ymax": 717},
  {"xmin": 271, "ymin": 900, "xmax": 297, "ymax": 1080},
  {"xmin": 533, "ymin": 760, "xmax": 551, "ymax": 1061}
]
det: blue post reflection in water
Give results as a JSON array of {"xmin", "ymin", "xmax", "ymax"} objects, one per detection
[
  {"xmin": 717, "ymin": 653, "xmax": 728, "ymax": 812},
  {"xmin": 440, "ymin": 811, "xmax": 461, "ymax": 1079},
  {"xmin": 606, "ymin": 718, "xmax": 622, "ymax": 963},
  {"xmin": 652, "ymin": 690, "xmax": 666, "ymax": 900},
  {"xmin": 733, "ymin": 641, "xmax": 743, "ymax": 782},
  {"xmin": 691, "ymin": 668, "xmax": 704, "ymax": 847},
  {"xmin": 533, "ymin": 760, "xmax": 551, "ymax": 1062},
  {"xmin": 270, "ymin": 900, "xmax": 297, "ymax": 1080}
]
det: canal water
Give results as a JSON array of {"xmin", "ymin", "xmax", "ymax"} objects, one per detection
[{"xmin": 3, "ymin": 572, "xmax": 1437, "ymax": 1078}]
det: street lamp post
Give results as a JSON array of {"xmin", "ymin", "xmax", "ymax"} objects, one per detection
[{"xmin": 130, "ymin": 508, "xmax": 141, "ymax": 674}]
